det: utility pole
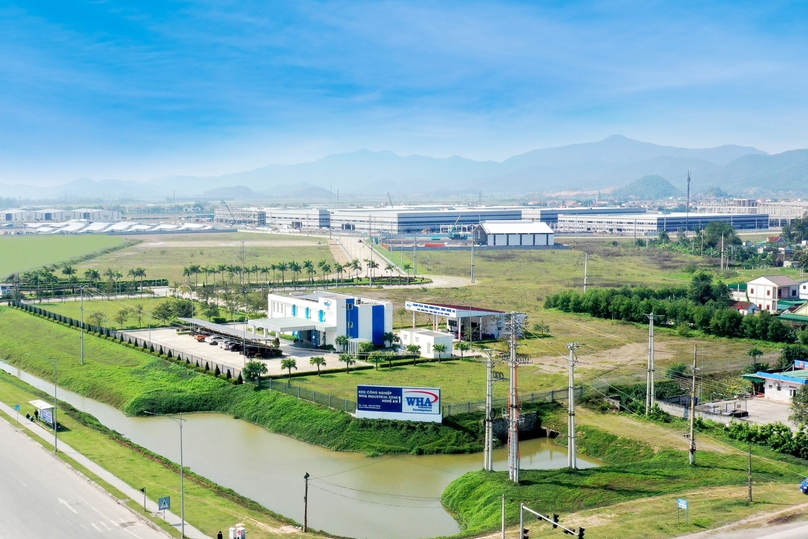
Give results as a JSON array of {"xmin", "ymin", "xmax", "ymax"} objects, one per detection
[
  {"xmin": 689, "ymin": 345, "xmax": 698, "ymax": 466},
  {"xmin": 412, "ymin": 234, "xmax": 417, "ymax": 280},
  {"xmin": 583, "ymin": 253, "xmax": 588, "ymax": 293},
  {"xmin": 303, "ymin": 472, "xmax": 310, "ymax": 532},
  {"xmin": 720, "ymin": 233, "xmax": 725, "ymax": 271},
  {"xmin": 686, "ymin": 171, "xmax": 691, "ymax": 234},
  {"xmin": 645, "ymin": 312, "xmax": 656, "ymax": 414},
  {"xmin": 80, "ymin": 286, "xmax": 85, "ymax": 365},
  {"xmin": 748, "ymin": 443, "xmax": 753, "ymax": 503},
  {"xmin": 470, "ymin": 238, "xmax": 476, "ymax": 284},
  {"xmin": 503, "ymin": 313, "xmax": 528, "ymax": 483},
  {"xmin": 566, "ymin": 343, "xmax": 580, "ymax": 470},
  {"xmin": 483, "ymin": 350, "xmax": 504, "ymax": 471},
  {"xmin": 501, "ymin": 494, "xmax": 506, "ymax": 539}
]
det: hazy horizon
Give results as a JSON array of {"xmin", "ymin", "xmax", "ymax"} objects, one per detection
[{"xmin": 2, "ymin": 2, "xmax": 808, "ymax": 186}]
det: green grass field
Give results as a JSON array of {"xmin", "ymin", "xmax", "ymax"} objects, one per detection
[
  {"xmin": 0, "ymin": 234, "xmax": 123, "ymax": 278},
  {"xmin": 36, "ymin": 297, "xmax": 222, "ymax": 329},
  {"xmin": 73, "ymin": 232, "xmax": 337, "ymax": 284},
  {"xmin": 443, "ymin": 416, "xmax": 808, "ymax": 536}
]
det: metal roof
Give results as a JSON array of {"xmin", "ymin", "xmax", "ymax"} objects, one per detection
[
  {"xmin": 29, "ymin": 399, "xmax": 54, "ymax": 411},
  {"xmin": 177, "ymin": 318, "xmax": 270, "ymax": 341},
  {"xmin": 247, "ymin": 317, "xmax": 333, "ymax": 333},
  {"xmin": 749, "ymin": 275, "xmax": 799, "ymax": 287},
  {"xmin": 479, "ymin": 220, "xmax": 553, "ymax": 235}
]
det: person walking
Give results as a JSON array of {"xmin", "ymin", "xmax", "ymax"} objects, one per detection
[{"xmin": 217, "ymin": 531, "xmax": 223, "ymax": 539}]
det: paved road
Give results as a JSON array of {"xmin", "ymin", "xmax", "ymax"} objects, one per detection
[
  {"xmin": 676, "ymin": 521, "xmax": 808, "ymax": 539},
  {"xmin": 0, "ymin": 416, "xmax": 168, "ymax": 539}
]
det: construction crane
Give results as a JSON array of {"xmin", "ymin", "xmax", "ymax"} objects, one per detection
[
  {"xmin": 448, "ymin": 214, "xmax": 467, "ymax": 240},
  {"xmin": 387, "ymin": 192, "xmax": 394, "ymax": 207},
  {"xmin": 221, "ymin": 200, "xmax": 237, "ymax": 224}
]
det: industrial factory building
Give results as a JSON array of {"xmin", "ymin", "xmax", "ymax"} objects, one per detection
[
  {"xmin": 557, "ymin": 212, "xmax": 769, "ymax": 235},
  {"xmin": 329, "ymin": 207, "xmax": 523, "ymax": 234},
  {"xmin": 265, "ymin": 208, "xmax": 331, "ymax": 229},
  {"xmin": 475, "ymin": 220, "xmax": 554, "ymax": 247},
  {"xmin": 3, "ymin": 208, "xmax": 121, "ymax": 222},
  {"xmin": 521, "ymin": 206, "xmax": 646, "ymax": 230}
]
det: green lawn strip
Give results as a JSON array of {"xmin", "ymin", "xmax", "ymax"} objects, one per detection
[
  {"xmin": 0, "ymin": 371, "xmax": 315, "ymax": 539},
  {"xmin": 74, "ymin": 232, "xmax": 337, "ymax": 284},
  {"xmin": 0, "ymin": 234, "xmax": 124, "ymax": 278},
  {"xmin": 0, "ymin": 307, "xmax": 487, "ymax": 454},
  {"xmin": 37, "ymin": 297, "xmax": 179, "ymax": 329},
  {"xmin": 441, "ymin": 424, "xmax": 805, "ymax": 535}
]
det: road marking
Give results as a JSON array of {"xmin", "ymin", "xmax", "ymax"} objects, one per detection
[
  {"xmin": 91, "ymin": 522, "xmax": 103, "ymax": 533},
  {"xmin": 58, "ymin": 497, "xmax": 78, "ymax": 514},
  {"xmin": 10, "ymin": 473, "xmax": 27, "ymax": 487},
  {"xmin": 101, "ymin": 520, "xmax": 112, "ymax": 530}
]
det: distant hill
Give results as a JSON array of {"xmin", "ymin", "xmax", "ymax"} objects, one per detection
[
  {"xmin": 13, "ymin": 135, "xmax": 808, "ymax": 200},
  {"xmin": 202, "ymin": 185, "xmax": 263, "ymax": 199},
  {"xmin": 611, "ymin": 175, "xmax": 683, "ymax": 200}
]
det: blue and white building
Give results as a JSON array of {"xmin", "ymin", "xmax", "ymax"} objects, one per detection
[{"xmin": 261, "ymin": 292, "xmax": 393, "ymax": 347}]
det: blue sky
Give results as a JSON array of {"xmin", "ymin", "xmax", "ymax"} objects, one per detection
[{"xmin": 2, "ymin": 1, "xmax": 808, "ymax": 184}]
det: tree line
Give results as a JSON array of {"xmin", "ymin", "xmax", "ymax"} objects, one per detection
[{"xmin": 545, "ymin": 273, "xmax": 801, "ymax": 344}]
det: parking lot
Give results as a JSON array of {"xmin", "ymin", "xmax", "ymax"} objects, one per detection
[
  {"xmin": 743, "ymin": 397, "xmax": 796, "ymax": 429},
  {"xmin": 122, "ymin": 325, "xmax": 368, "ymax": 376}
]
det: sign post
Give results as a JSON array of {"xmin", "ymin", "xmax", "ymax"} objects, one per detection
[
  {"xmin": 13, "ymin": 404, "xmax": 20, "ymax": 423},
  {"xmin": 356, "ymin": 385, "xmax": 442, "ymax": 423},
  {"xmin": 158, "ymin": 496, "xmax": 170, "ymax": 520},
  {"xmin": 677, "ymin": 498, "xmax": 688, "ymax": 525}
]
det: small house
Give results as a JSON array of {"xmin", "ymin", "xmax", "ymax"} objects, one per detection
[
  {"xmin": 398, "ymin": 329, "xmax": 454, "ymax": 359},
  {"xmin": 746, "ymin": 276, "xmax": 800, "ymax": 312}
]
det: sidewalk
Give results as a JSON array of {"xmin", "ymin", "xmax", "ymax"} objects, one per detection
[{"xmin": 0, "ymin": 400, "xmax": 211, "ymax": 539}]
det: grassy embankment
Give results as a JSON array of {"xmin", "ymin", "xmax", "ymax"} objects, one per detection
[
  {"xmin": 444, "ymin": 408, "xmax": 808, "ymax": 538},
  {"xmin": 0, "ymin": 234, "xmax": 124, "ymax": 278},
  {"xmin": 0, "ymin": 306, "xmax": 484, "ymax": 454},
  {"xmin": 73, "ymin": 232, "xmax": 338, "ymax": 284},
  {"xmin": 0, "ymin": 370, "xmax": 316, "ymax": 539}
]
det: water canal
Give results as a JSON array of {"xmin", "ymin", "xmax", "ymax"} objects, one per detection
[{"xmin": 1, "ymin": 363, "xmax": 599, "ymax": 539}]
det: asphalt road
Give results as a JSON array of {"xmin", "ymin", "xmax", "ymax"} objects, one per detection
[{"xmin": 0, "ymin": 417, "xmax": 168, "ymax": 539}]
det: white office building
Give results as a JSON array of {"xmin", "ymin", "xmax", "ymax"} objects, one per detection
[
  {"xmin": 399, "ymin": 329, "xmax": 454, "ymax": 359},
  {"xmin": 255, "ymin": 292, "xmax": 393, "ymax": 348}
]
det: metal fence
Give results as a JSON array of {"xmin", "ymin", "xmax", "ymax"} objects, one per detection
[
  {"xmin": 441, "ymin": 387, "xmax": 583, "ymax": 417},
  {"xmin": 261, "ymin": 379, "xmax": 357, "ymax": 413}
]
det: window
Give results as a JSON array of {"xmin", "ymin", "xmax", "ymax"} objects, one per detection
[
  {"xmin": 749, "ymin": 288, "xmax": 754, "ymax": 294},
  {"xmin": 347, "ymin": 322, "xmax": 354, "ymax": 328},
  {"xmin": 790, "ymin": 389, "xmax": 798, "ymax": 397},
  {"xmin": 305, "ymin": 307, "xmax": 311, "ymax": 319},
  {"xmin": 766, "ymin": 289, "xmax": 771, "ymax": 296},
  {"xmin": 292, "ymin": 305, "xmax": 298, "ymax": 317},
  {"xmin": 345, "ymin": 303, "xmax": 354, "ymax": 310}
]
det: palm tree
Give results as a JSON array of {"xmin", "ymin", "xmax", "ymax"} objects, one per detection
[
  {"xmin": 189, "ymin": 264, "xmax": 201, "ymax": 287},
  {"xmin": 277, "ymin": 262, "xmax": 288, "ymax": 286},
  {"xmin": 334, "ymin": 263, "xmax": 345, "ymax": 286},
  {"xmin": 364, "ymin": 258, "xmax": 379, "ymax": 280},
  {"xmin": 128, "ymin": 268, "xmax": 138, "ymax": 296},
  {"xmin": 339, "ymin": 353, "xmax": 355, "ymax": 373},
  {"xmin": 455, "ymin": 341, "xmax": 470, "ymax": 360},
  {"xmin": 281, "ymin": 358, "xmax": 298, "ymax": 381},
  {"xmin": 217, "ymin": 264, "xmax": 228, "ymax": 284},
  {"xmin": 747, "ymin": 347, "xmax": 764, "ymax": 367},
  {"xmin": 288, "ymin": 261, "xmax": 302, "ymax": 286},
  {"xmin": 182, "ymin": 266, "xmax": 192, "ymax": 288},
  {"xmin": 61, "ymin": 264, "xmax": 76, "ymax": 279},
  {"xmin": 350, "ymin": 259, "xmax": 362, "ymax": 280},
  {"xmin": 433, "ymin": 343, "xmax": 447, "ymax": 363},
  {"xmin": 260, "ymin": 266, "xmax": 270, "ymax": 288},
  {"xmin": 406, "ymin": 344, "xmax": 421, "ymax": 365},
  {"xmin": 303, "ymin": 260, "xmax": 316, "ymax": 284},
  {"xmin": 385, "ymin": 263, "xmax": 396, "ymax": 283},
  {"xmin": 310, "ymin": 356, "xmax": 326, "ymax": 376},
  {"xmin": 382, "ymin": 332, "xmax": 397, "ymax": 348},
  {"xmin": 402, "ymin": 262, "xmax": 413, "ymax": 283},
  {"xmin": 84, "ymin": 269, "xmax": 101, "ymax": 287},
  {"xmin": 335, "ymin": 334, "xmax": 349, "ymax": 351}
]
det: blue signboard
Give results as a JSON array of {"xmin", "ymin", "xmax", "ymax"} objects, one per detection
[
  {"xmin": 357, "ymin": 385, "xmax": 442, "ymax": 423},
  {"xmin": 677, "ymin": 498, "xmax": 688, "ymax": 510},
  {"xmin": 158, "ymin": 496, "xmax": 171, "ymax": 511}
]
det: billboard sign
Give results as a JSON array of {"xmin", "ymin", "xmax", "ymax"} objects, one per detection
[
  {"xmin": 356, "ymin": 385, "xmax": 442, "ymax": 423},
  {"xmin": 40, "ymin": 407, "xmax": 54, "ymax": 427}
]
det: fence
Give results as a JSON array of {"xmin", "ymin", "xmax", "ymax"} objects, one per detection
[
  {"xmin": 12, "ymin": 301, "xmax": 242, "ymax": 379},
  {"xmin": 261, "ymin": 378, "xmax": 358, "ymax": 413},
  {"xmin": 442, "ymin": 386, "xmax": 584, "ymax": 417}
]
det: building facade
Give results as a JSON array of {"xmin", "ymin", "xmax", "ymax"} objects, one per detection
[
  {"xmin": 746, "ymin": 276, "xmax": 801, "ymax": 312},
  {"xmin": 475, "ymin": 220, "xmax": 554, "ymax": 247},
  {"xmin": 213, "ymin": 207, "xmax": 266, "ymax": 225},
  {"xmin": 329, "ymin": 207, "xmax": 523, "ymax": 234},
  {"xmin": 557, "ymin": 212, "xmax": 769, "ymax": 234},
  {"xmin": 263, "ymin": 208, "xmax": 331, "ymax": 229},
  {"xmin": 398, "ymin": 329, "xmax": 454, "ymax": 359},
  {"xmin": 265, "ymin": 292, "xmax": 392, "ymax": 347},
  {"xmin": 521, "ymin": 206, "xmax": 645, "ymax": 230}
]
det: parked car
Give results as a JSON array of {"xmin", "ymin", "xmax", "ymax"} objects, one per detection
[
  {"xmin": 204, "ymin": 335, "xmax": 217, "ymax": 343},
  {"xmin": 194, "ymin": 334, "xmax": 209, "ymax": 342},
  {"xmin": 208, "ymin": 337, "xmax": 223, "ymax": 345},
  {"xmin": 800, "ymin": 478, "xmax": 808, "ymax": 494}
]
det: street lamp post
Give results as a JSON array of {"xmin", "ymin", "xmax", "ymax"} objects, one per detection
[{"xmin": 145, "ymin": 411, "xmax": 186, "ymax": 537}]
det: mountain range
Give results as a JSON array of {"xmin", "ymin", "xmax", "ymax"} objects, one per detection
[{"xmin": 3, "ymin": 135, "xmax": 808, "ymax": 201}]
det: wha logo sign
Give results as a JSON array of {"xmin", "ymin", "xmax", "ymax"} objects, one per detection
[
  {"xmin": 402, "ymin": 389, "xmax": 440, "ymax": 414},
  {"xmin": 323, "ymin": 300, "xmax": 332, "ymax": 309}
]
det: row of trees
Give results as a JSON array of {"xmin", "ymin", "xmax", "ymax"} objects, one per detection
[
  {"xmin": 545, "ymin": 273, "xmax": 799, "ymax": 344},
  {"xmin": 18, "ymin": 264, "xmax": 151, "ymax": 299},
  {"xmin": 180, "ymin": 258, "xmax": 415, "ymax": 289}
]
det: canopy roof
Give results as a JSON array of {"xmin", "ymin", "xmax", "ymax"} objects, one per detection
[{"xmin": 247, "ymin": 317, "xmax": 333, "ymax": 333}]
